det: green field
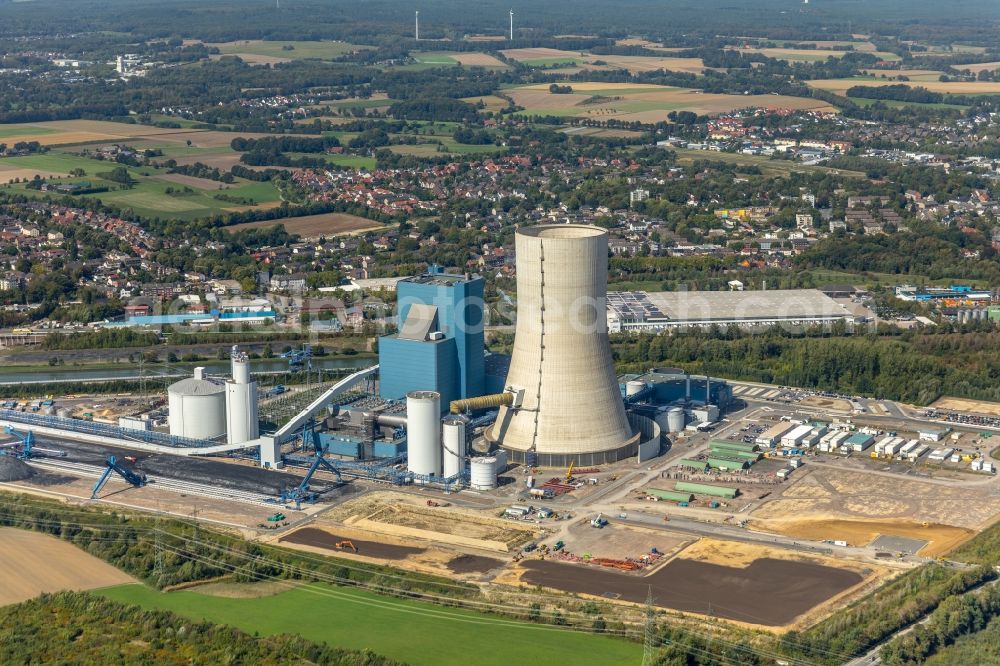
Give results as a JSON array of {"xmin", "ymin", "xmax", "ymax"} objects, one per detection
[
  {"xmin": 671, "ymin": 148, "xmax": 866, "ymax": 178},
  {"xmin": 0, "ymin": 126, "xmax": 57, "ymax": 139},
  {"xmin": 99, "ymin": 583, "xmax": 640, "ymax": 666},
  {"xmin": 523, "ymin": 58, "xmax": 580, "ymax": 67},
  {"xmin": 413, "ymin": 52, "xmax": 459, "ymax": 65},
  {"xmin": 212, "ymin": 40, "xmax": 371, "ymax": 60},
  {"xmin": 0, "ymin": 149, "xmax": 282, "ymax": 219}
]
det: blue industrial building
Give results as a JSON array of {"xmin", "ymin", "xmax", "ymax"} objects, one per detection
[{"xmin": 379, "ymin": 268, "xmax": 486, "ymax": 409}]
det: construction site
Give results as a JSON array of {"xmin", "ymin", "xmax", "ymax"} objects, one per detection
[{"xmin": 4, "ymin": 224, "xmax": 1000, "ymax": 635}]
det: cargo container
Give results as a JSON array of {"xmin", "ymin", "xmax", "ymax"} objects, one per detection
[
  {"xmin": 677, "ymin": 501, "xmax": 689, "ymax": 507},
  {"xmin": 675, "ymin": 481, "xmax": 738, "ymax": 499}
]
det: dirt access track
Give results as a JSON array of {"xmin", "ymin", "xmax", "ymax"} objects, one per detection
[
  {"xmin": 932, "ymin": 396, "xmax": 1000, "ymax": 417},
  {"xmin": 0, "ymin": 526, "xmax": 133, "ymax": 606}
]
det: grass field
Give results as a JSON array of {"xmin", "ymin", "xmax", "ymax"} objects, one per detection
[
  {"xmin": 729, "ymin": 46, "xmax": 900, "ymax": 62},
  {"xmin": 0, "ymin": 119, "xmax": 194, "ymax": 146},
  {"xmin": 226, "ymin": 212, "xmax": 383, "ymax": 238},
  {"xmin": 99, "ymin": 583, "xmax": 641, "ymax": 666},
  {"xmin": 508, "ymin": 82, "xmax": 836, "ymax": 121},
  {"xmin": 208, "ymin": 40, "xmax": 370, "ymax": 63},
  {"xmin": 0, "ymin": 149, "xmax": 283, "ymax": 219}
]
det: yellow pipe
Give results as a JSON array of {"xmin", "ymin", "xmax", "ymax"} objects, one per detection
[{"xmin": 450, "ymin": 392, "xmax": 513, "ymax": 414}]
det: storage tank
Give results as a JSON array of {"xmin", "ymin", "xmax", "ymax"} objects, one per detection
[
  {"xmin": 442, "ymin": 414, "xmax": 468, "ymax": 479},
  {"xmin": 225, "ymin": 347, "xmax": 259, "ymax": 445},
  {"xmin": 666, "ymin": 407, "xmax": 686, "ymax": 433},
  {"xmin": 486, "ymin": 225, "xmax": 638, "ymax": 466},
  {"xmin": 167, "ymin": 367, "xmax": 226, "ymax": 440},
  {"xmin": 470, "ymin": 457, "xmax": 497, "ymax": 490},
  {"xmin": 406, "ymin": 391, "xmax": 441, "ymax": 477},
  {"xmin": 626, "ymin": 381, "xmax": 646, "ymax": 397}
]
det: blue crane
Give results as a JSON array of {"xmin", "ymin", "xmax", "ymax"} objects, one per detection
[
  {"xmin": 91, "ymin": 455, "xmax": 147, "ymax": 500},
  {"xmin": 281, "ymin": 427, "xmax": 343, "ymax": 510},
  {"xmin": 0, "ymin": 425, "xmax": 64, "ymax": 460},
  {"xmin": 281, "ymin": 344, "xmax": 313, "ymax": 371}
]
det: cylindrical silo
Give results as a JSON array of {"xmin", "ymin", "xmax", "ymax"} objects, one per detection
[
  {"xmin": 406, "ymin": 391, "xmax": 441, "ymax": 477},
  {"xmin": 626, "ymin": 380, "xmax": 646, "ymax": 397},
  {"xmin": 226, "ymin": 348, "xmax": 259, "ymax": 445},
  {"xmin": 442, "ymin": 415, "xmax": 468, "ymax": 479},
  {"xmin": 470, "ymin": 457, "xmax": 497, "ymax": 490},
  {"xmin": 666, "ymin": 407, "xmax": 686, "ymax": 433},
  {"xmin": 168, "ymin": 367, "xmax": 226, "ymax": 440},
  {"xmin": 487, "ymin": 225, "xmax": 638, "ymax": 466}
]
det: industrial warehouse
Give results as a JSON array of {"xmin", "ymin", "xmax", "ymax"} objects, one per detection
[
  {"xmin": 606, "ymin": 288, "xmax": 857, "ymax": 332},
  {"xmin": 2, "ymin": 223, "xmax": 1000, "ymax": 635}
]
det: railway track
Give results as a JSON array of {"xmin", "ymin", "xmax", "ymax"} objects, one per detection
[{"xmin": 27, "ymin": 458, "xmax": 278, "ymax": 507}]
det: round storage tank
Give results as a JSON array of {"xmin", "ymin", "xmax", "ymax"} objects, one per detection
[
  {"xmin": 441, "ymin": 415, "xmax": 467, "ymax": 479},
  {"xmin": 626, "ymin": 381, "xmax": 646, "ymax": 397},
  {"xmin": 666, "ymin": 407, "xmax": 686, "ymax": 433},
  {"xmin": 470, "ymin": 457, "xmax": 497, "ymax": 490},
  {"xmin": 167, "ymin": 367, "xmax": 227, "ymax": 440},
  {"xmin": 406, "ymin": 391, "xmax": 441, "ymax": 477}
]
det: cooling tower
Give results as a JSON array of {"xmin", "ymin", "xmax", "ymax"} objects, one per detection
[{"xmin": 487, "ymin": 225, "xmax": 639, "ymax": 466}]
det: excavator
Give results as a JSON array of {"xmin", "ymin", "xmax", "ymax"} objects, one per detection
[
  {"xmin": 335, "ymin": 540, "xmax": 358, "ymax": 552},
  {"xmin": 565, "ymin": 461, "xmax": 574, "ymax": 482}
]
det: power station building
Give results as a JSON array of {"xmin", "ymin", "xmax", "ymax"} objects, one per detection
[{"xmin": 378, "ymin": 268, "xmax": 486, "ymax": 410}]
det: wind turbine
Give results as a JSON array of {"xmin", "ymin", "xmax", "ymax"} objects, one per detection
[
  {"xmin": 415, "ymin": 10, "xmax": 419, "ymax": 40},
  {"xmin": 509, "ymin": 9, "xmax": 514, "ymax": 41}
]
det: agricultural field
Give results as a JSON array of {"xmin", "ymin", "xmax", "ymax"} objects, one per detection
[
  {"xmin": 225, "ymin": 212, "xmax": 383, "ymax": 238},
  {"xmin": 808, "ymin": 77, "xmax": 1000, "ymax": 96},
  {"xmin": 859, "ymin": 68, "xmax": 946, "ymax": 81},
  {"xmin": 206, "ymin": 39, "xmax": 371, "ymax": 64},
  {"xmin": 99, "ymin": 582, "xmax": 641, "ymax": 666},
  {"xmin": 749, "ymin": 468, "xmax": 1000, "ymax": 556},
  {"xmin": 412, "ymin": 51, "xmax": 507, "ymax": 68},
  {"xmin": 727, "ymin": 46, "xmax": 901, "ymax": 62},
  {"xmin": 461, "ymin": 94, "xmax": 511, "ymax": 113},
  {"xmin": 507, "ymin": 82, "xmax": 835, "ymax": 122},
  {"xmin": 953, "ymin": 61, "xmax": 1000, "ymax": 74},
  {"xmin": 0, "ymin": 119, "xmax": 195, "ymax": 147},
  {"xmin": 0, "ymin": 528, "xmax": 133, "ymax": 606},
  {"xmin": 501, "ymin": 47, "xmax": 706, "ymax": 74}
]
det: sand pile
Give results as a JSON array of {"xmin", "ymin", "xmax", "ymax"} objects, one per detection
[{"xmin": 0, "ymin": 456, "xmax": 32, "ymax": 481}]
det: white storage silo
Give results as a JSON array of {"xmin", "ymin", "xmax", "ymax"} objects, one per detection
[
  {"xmin": 666, "ymin": 407, "xmax": 686, "ymax": 433},
  {"xmin": 225, "ymin": 347, "xmax": 259, "ymax": 445},
  {"xmin": 470, "ymin": 457, "xmax": 497, "ymax": 490},
  {"xmin": 626, "ymin": 381, "xmax": 646, "ymax": 397},
  {"xmin": 442, "ymin": 415, "xmax": 467, "ymax": 479},
  {"xmin": 406, "ymin": 391, "xmax": 441, "ymax": 477},
  {"xmin": 168, "ymin": 367, "xmax": 226, "ymax": 440}
]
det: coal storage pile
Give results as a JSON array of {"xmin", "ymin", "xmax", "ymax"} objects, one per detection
[{"xmin": 0, "ymin": 456, "xmax": 33, "ymax": 481}]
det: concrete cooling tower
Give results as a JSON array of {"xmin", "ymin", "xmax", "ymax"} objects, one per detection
[{"xmin": 487, "ymin": 225, "xmax": 639, "ymax": 466}]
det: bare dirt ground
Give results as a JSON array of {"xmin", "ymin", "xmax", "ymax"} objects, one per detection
[
  {"xmin": 750, "ymin": 467, "xmax": 999, "ymax": 555},
  {"xmin": 280, "ymin": 526, "xmax": 425, "ymax": 559},
  {"xmin": 451, "ymin": 52, "xmax": 507, "ymax": 67},
  {"xmin": 322, "ymin": 491, "xmax": 537, "ymax": 552},
  {"xmin": 933, "ymin": 396, "xmax": 1000, "ymax": 417},
  {"xmin": 190, "ymin": 580, "xmax": 302, "ymax": 598},
  {"xmin": 446, "ymin": 554, "xmax": 504, "ymax": 573},
  {"xmin": 800, "ymin": 396, "xmax": 853, "ymax": 411},
  {"xmin": 0, "ymin": 527, "xmax": 133, "ymax": 606},
  {"xmin": 561, "ymin": 520, "xmax": 692, "ymax": 560},
  {"xmin": 501, "ymin": 47, "xmax": 584, "ymax": 62},
  {"xmin": 954, "ymin": 61, "xmax": 1000, "ymax": 74},
  {"xmin": 225, "ymin": 212, "xmax": 383, "ymax": 238}
]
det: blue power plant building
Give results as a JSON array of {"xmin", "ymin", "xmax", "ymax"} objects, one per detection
[{"xmin": 379, "ymin": 268, "xmax": 487, "ymax": 409}]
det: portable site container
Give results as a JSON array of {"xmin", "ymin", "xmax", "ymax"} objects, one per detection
[
  {"xmin": 874, "ymin": 437, "xmax": 894, "ymax": 454},
  {"xmin": 899, "ymin": 439, "xmax": 919, "ymax": 456},
  {"xmin": 928, "ymin": 448, "xmax": 954, "ymax": 461},
  {"xmin": 756, "ymin": 422, "xmax": 795, "ymax": 447},
  {"xmin": 907, "ymin": 445, "xmax": 928, "ymax": 460},
  {"xmin": 845, "ymin": 433, "xmax": 875, "ymax": 451},
  {"xmin": 781, "ymin": 425, "xmax": 813, "ymax": 448},
  {"xmin": 884, "ymin": 440, "xmax": 903, "ymax": 456}
]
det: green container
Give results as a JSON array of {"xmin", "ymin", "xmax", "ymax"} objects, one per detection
[{"xmin": 676, "ymin": 481, "xmax": 738, "ymax": 499}]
